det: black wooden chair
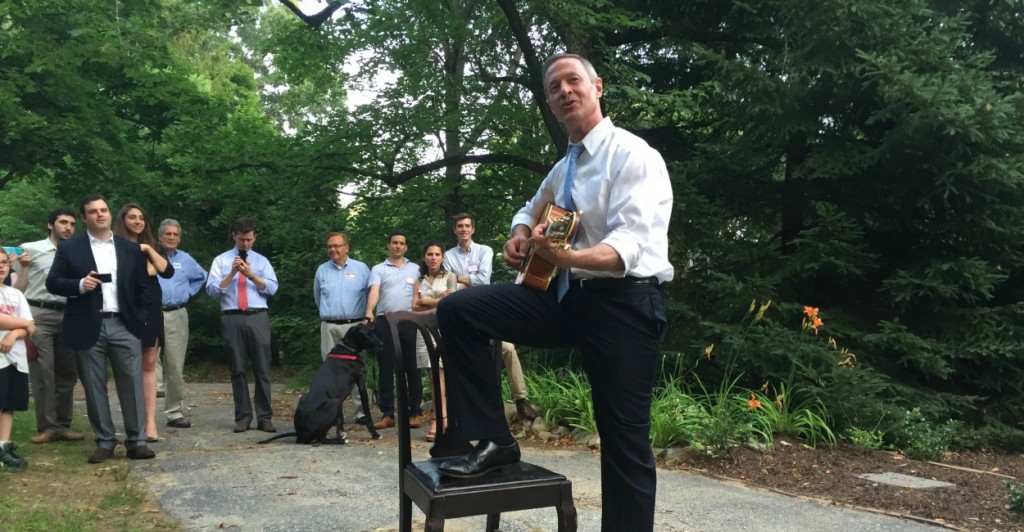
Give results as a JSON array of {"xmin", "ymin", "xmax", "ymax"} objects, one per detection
[{"xmin": 384, "ymin": 309, "xmax": 578, "ymax": 532}]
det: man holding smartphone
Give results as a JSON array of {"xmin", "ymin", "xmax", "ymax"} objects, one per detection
[
  {"xmin": 46, "ymin": 194, "xmax": 155, "ymax": 464},
  {"xmin": 206, "ymin": 217, "xmax": 279, "ymax": 433}
]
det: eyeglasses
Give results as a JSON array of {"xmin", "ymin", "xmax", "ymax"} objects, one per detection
[
  {"xmin": 0, "ymin": 261, "xmax": 10, "ymax": 267},
  {"xmin": 327, "ymin": 244, "xmax": 348, "ymax": 249}
]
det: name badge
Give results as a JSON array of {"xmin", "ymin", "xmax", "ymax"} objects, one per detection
[
  {"xmin": 345, "ymin": 273, "xmax": 356, "ymax": 280},
  {"xmin": 406, "ymin": 277, "xmax": 416, "ymax": 285},
  {"xmin": 173, "ymin": 262, "xmax": 183, "ymax": 270},
  {"xmin": 469, "ymin": 263, "xmax": 479, "ymax": 273}
]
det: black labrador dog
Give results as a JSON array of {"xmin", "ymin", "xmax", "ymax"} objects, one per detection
[{"xmin": 260, "ymin": 323, "xmax": 382, "ymax": 444}]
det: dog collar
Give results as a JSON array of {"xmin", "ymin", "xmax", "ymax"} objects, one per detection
[{"xmin": 327, "ymin": 353, "xmax": 359, "ymax": 361}]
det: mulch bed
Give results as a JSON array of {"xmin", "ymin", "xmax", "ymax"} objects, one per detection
[{"xmin": 663, "ymin": 438, "xmax": 1024, "ymax": 531}]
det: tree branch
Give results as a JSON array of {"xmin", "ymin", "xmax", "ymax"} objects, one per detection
[
  {"xmin": 494, "ymin": 0, "xmax": 567, "ymax": 153},
  {"xmin": 278, "ymin": 0, "xmax": 345, "ymax": 29},
  {"xmin": 204, "ymin": 152, "xmax": 551, "ymax": 188}
]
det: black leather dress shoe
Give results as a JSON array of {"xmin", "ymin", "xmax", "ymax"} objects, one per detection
[
  {"xmin": 438, "ymin": 440, "xmax": 521, "ymax": 478},
  {"xmin": 167, "ymin": 418, "xmax": 192, "ymax": 429}
]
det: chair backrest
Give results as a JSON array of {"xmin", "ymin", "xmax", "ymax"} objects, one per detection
[{"xmin": 384, "ymin": 310, "xmax": 452, "ymax": 468}]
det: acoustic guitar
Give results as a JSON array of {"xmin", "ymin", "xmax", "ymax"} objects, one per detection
[{"xmin": 515, "ymin": 203, "xmax": 581, "ymax": 291}]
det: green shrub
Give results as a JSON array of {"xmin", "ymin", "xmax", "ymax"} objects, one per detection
[
  {"xmin": 843, "ymin": 426, "xmax": 886, "ymax": 450},
  {"xmin": 892, "ymin": 407, "xmax": 961, "ymax": 461},
  {"xmin": 1007, "ymin": 480, "xmax": 1024, "ymax": 512}
]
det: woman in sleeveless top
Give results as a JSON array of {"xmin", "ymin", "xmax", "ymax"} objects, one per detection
[
  {"xmin": 114, "ymin": 203, "xmax": 173, "ymax": 441},
  {"xmin": 412, "ymin": 241, "xmax": 457, "ymax": 442}
]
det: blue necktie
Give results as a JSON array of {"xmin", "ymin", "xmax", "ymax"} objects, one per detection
[{"xmin": 556, "ymin": 144, "xmax": 584, "ymax": 301}]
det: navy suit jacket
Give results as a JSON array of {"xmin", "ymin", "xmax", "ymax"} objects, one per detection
[{"xmin": 46, "ymin": 233, "xmax": 150, "ymax": 350}]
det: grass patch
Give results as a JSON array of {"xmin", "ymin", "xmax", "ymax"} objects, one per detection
[{"xmin": 0, "ymin": 401, "xmax": 181, "ymax": 531}]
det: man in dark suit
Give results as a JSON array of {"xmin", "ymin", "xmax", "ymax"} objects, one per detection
[{"xmin": 46, "ymin": 194, "xmax": 156, "ymax": 463}]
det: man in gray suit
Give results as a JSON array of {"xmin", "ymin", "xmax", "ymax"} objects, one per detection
[{"xmin": 46, "ymin": 194, "xmax": 156, "ymax": 463}]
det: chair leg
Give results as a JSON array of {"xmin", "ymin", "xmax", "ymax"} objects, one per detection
[
  {"xmin": 424, "ymin": 515, "xmax": 444, "ymax": 532},
  {"xmin": 557, "ymin": 482, "xmax": 578, "ymax": 532},
  {"xmin": 400, "ymin": 493, "xmax": 413, "ymax": 532},
  {"xmin": 485, "ymin": 513, "xmax": 500, "ymax": 531},
  {"xmin": 426, "ymin": 502, "xmax": 446, "ymax": 532}
]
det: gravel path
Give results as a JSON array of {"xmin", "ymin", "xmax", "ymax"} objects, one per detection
[{"xmin": 109, "ymin": 383, "xmax": 941, "ymax": 531}]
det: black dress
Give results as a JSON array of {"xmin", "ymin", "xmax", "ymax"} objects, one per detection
[{"xmin": 141, "ymin": 249, "xmax": 174, "ymax": 348}]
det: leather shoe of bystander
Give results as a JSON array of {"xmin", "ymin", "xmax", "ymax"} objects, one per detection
[
  {"xmin": 59, "ymin": 430, "xmax": 85, "ymax": 441},
  {"xmin": 167, "ymin": 418, "xmax": 192, "ymax": 429},
  {"xmin": 30, "ymin": 430, "xmax": 58, "ymax": 444},
  {"xmin": 409, "ymin": 415, "xmax": 423, "ymax": 428},
  {"xmin": 87, "ymin": 447, "xmax": 115, "ymax": 464},
  {"xmin": 516, "ymin": 399, "xmax": 539, "ymax": 421},
  {"xmin": 373, "ymin": 416, "xmax": 395, "ymax": 429},
  {"xmin": 257, "ymin": 420, "xmax": 277, "ymax": 433},
  {"xmin": 127, "ymin": 445, "xmax": 156, "ymax": 460},
  {"xmin": 438, "ymin": 440, "xmax": 521, "ymax": 478},
  {"xmin": 233, "ymin": 421, "xmax": 250, "ymax": 433}
]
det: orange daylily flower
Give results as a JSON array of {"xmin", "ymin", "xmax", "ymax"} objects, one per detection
[
  {"xmin": 747, "ymin": 394, "xmax": 762, "ymax": 410},
  {"xmin": 811, "ymin": 316, "xmax": 824, "ymax": 332},
  {"xmin": 803, "ymin": 306, "xmax": 819, "ymax": 318}
]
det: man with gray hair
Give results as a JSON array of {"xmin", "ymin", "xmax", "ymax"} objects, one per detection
[{"xmin": 157, "ymin": 219, "xmax": 207, "ymax": 429}]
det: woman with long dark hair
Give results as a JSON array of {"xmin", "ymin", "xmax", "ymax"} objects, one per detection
[
  {"xmin": 113, "ymin": 203, "xmax": 173, "ymax": 441},
  {"xmin": 411, "ymin": 240, "xmax": 457, "ymax": 442}
]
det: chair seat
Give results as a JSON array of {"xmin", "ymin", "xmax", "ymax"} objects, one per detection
[{"xmin": 405, "ymin": 458, "xmax": 574, "ymax": 521}]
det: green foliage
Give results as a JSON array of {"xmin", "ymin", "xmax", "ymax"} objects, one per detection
[
  {"xmin": 891, "ymin": 407, "xmax": 962, "ymax": 462},
  {"xmin": 525, "ymin": 369, "xmax": 597, "ymax": 434},
  {"xmin": 843, "ymin": 427, "xmax": 887, "ymax": 451},
  {"xmin": 688, "ymin": 374, "xmax": 768, "ymax": 453},
  {"xmin": 748, "ymin": 381, "xmax": 836, "ymax": 448},
  {"xmin": 1006, "ymin": 480, "xmax": 1024, "ymax": 512},
  {"xmin": 4, "ymin": 0, "xmax": 1024, "ymax": 453},
  {"xmin": 649, "ymin": 376, "xmax": 706, "ymax": 449}
]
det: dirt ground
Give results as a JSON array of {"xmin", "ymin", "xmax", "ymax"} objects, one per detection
[{"xmin": 656, "ymin": 438, "xmax": 1024, "ymax": 532}]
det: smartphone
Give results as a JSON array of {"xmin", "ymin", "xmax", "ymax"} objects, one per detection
[
  {"xmin": 2, "ymin": 246, "xmax": 24, "ymax": 256},
  {"xmin": 238, "ymin": 250, "xmax": 248, "ymax": 262},
  {"xmin": 91, "ymin": 272, "xmax": 113, "ymax": 283}
]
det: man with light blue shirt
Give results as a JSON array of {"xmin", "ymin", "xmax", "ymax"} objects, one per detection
[
  {"xmin": 207, "ymin": 217, "xmax": 279, "ymax": 434},
  {"xmin": 314, "ymin": 232, "xmax": 371, "ymax": 422},
  {"xmin": 363, "ymin": 231, "xmax": 422, "ymax": 430},
  {"xmin": 156, "ymin": 219, "xmax": 207, "ymax": 429},
  {"xmin": 443, "ymin": 213, "xmax": 537, "ymax": 421}
]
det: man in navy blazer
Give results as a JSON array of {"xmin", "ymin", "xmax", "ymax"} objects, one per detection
[{"xmin": 46, "ymin": 194, "xmax": 156, "ymax": 463}]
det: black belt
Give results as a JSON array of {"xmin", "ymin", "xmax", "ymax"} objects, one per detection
[
  {"xmin": 324, "ymin": 318, "xmax": 364, "ymax": 325},
  {"xmin": 28, "ymin": 300, "xmax": 65, "ymax": 310},
  {"xmin": 222, "ymin": 308, "xmax": 268, "ymax": 315},
  {"xmin": 569, "ymin": 276, "xmax": 660, "ymax": 291},
  {"xmin": 99, "ymin": 312, "xmax": 121, "ymax": 319},
  {"xmin": 162, "ymin": 304, "xmax": 186, "ymax": 311}
]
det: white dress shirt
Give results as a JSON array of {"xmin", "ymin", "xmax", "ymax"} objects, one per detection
[
  {"xmin": 86, "ymin": 231, "xmax": 120, "ymax": 312},
  {"xmin": 511, "ymin": 117, "xmax": 674, "ymax": 283}
]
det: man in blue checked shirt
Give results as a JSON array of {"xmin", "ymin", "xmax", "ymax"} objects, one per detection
[
  {"xmin": 313, "ymin": 232, "xmax": 371, "ymax": 422},
  {"xmin": 155, "ymin": 219, "xmax": 207, "ymax": 430}
]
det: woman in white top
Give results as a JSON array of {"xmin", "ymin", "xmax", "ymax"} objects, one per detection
[{"xmin": 412, "ymin": 241, "xmax": 457, "ymax": 442}]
